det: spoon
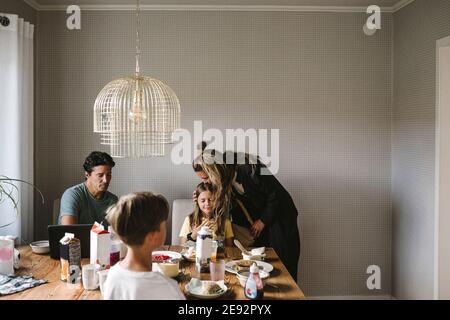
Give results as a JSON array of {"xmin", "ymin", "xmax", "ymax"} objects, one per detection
[{"xmin": 234, "ymin": 239, "xmax": 252, "ymax": 256}]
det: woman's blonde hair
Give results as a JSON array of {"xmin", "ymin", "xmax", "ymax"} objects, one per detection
[
  {"xmin": 106, "ymin": 192, "xmax": 169, "ymax": 246},
  {"xmin": 192, "ymin": 142, "xmax": 235, "ymax": 221},
  {"xmin": 189, "ymin": 182, "xmax": 226, "ymax": 236}
]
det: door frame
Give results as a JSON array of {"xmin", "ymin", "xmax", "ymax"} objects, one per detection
[{"xmin": 434, "ymin": 35, "xmax": 450, "ymax": 300}]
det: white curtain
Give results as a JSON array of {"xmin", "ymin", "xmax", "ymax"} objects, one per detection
[{"xmin": 0, "ymin": 14, "xmax": 34, "ymax": 243}]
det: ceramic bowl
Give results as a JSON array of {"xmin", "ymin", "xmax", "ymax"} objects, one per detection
[
  {"xmin": 250, "ymin": 247, "xmax": 266, "ymax": 255},
  {"xmin": 236, "ymin": 269, "xmax": 270, "ymax": 287},
  {"xmin": 30, "ymin": 240, "xmax": 50, "ymax": 254}
]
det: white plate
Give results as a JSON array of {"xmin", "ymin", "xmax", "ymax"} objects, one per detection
[
  {"xmin": 225, "ymin": 260, "xmax": 273, "ymax": 274},
  {"xmin": 186, "ymin": 280, "xmax": 227, "ymax": 299},
  {"xmin": 152, "ymin": 251, "xmax": 182, "ymax": 261},
  {"xmin": 30, "ymin": 240, "xmax": 50, "ymax": 254}
]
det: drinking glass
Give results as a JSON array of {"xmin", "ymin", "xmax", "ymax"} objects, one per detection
[
  {"xmin": 211, "ymin": 241, "xmax": 218, "ymax": 262},
  {"xmin": 210, "ymin": 259, "xmax": 225, "ymax": 282}
]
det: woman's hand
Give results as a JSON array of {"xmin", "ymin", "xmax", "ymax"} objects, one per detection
[{"xmin": 251, "ymin": 219, "xmax": 265, "ymax": 237}]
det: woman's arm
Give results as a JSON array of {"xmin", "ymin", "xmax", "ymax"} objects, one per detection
[
  {"xmin": 254, "ymin": 172, "xmax": 281, "ymax": 227},
  {"xmin": 236, "ymin": 164, "xmax": 281, "ymax": 236}
]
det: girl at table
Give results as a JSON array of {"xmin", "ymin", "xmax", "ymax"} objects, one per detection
[
  {"xmin": 103, "ymin": 192, "xmax": 185, "ymax": 300},
  {"xmin": 179, "ymin": 182, "xmax": 234, "ymax": 247},
  {"xmin": 192, "ymin": 142, "xmax": 301, "ymax": 280}
]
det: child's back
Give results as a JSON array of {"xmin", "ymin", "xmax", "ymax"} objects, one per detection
[
  {"xmin": 103, "ymin": 262, "xmax": 185, "ymax": 300},
  {"xmin": 103, "ymin": 192, "xmax": 186, "ymax": 300}
]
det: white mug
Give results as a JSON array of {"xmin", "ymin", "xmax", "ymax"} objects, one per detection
[{"xmin": 82, "ymin": 264, "xmax": 100, "ymax": 290}]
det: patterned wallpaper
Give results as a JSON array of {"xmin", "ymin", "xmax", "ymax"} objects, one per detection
[
  {"xmin": 35, "ymin": 10, "xmax": 392, "ymax": 296},
  {"xmin": 393, "ymin": 0, "xmax": 450, "ymax": 299}
]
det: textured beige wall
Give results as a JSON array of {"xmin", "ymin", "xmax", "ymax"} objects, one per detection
[
  {"xmin": 35, "ymin": 10, "xmax": 392, "ymax": 296},
  {"xmin": 392, "ymin": 0, "xmax": 450, "ymax": 300}
]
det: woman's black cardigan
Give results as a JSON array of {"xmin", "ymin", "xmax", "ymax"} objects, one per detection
[{"xmin": 232, "ymin": 160, "xmax": 301, "ymax": 280}]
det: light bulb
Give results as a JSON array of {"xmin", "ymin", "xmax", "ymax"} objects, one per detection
[{"xmin": 128, "ymin": 105, "xmax": 147, "ymax": 124}]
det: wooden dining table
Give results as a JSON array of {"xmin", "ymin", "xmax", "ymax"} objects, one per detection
[{"xmin": 0, "ymin": 245, "xmax": 305, "ymax": 300}]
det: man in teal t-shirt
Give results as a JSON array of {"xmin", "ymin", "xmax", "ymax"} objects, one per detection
[{"xmin": 58, "ymin": 151, "xmax": 118, "ymax": 225}]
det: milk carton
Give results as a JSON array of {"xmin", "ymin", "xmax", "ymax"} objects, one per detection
[
  {"xmin": 90, "ymin": 222, "xmax": 110, "ymax": 269},
  {"xmin": 0, "ymin": 238, "xmax": 14, "ymax": 275}
]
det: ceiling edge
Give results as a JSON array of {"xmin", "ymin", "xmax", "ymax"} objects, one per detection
[
  {"xmin": 391, "ymin": 0, "xmax": 416, "ymax": 13},
  {"xmin": 21, "ymin": 2, "xmax": 398, "ymax": 13}
]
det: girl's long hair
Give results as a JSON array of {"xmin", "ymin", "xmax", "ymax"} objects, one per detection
[
  {"xmin": 189, "ymin": 182, "xmax": 226, "ymax": 236},
  {"xmin": 192, "ymin": 142, "xmax": 235, "ymax": 222}
]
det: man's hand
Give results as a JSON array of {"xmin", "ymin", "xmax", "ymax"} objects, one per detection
[{"xmin": 251, "ymin": 219, "xmax": 265, "ymax": 237}]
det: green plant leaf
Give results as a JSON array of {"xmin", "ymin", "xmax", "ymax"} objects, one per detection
[{"xmin": 0, "ymin": 176, "xmax": 45, "ymax": 229}]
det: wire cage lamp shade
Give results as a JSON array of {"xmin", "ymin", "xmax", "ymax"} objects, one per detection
[
  {"xmin": 93, "ymin": 0, "xmax": 180, "ymax": 158},
  {"xmin": 93, "ymin": 75, "xmax": 180, "ymax": 157}
]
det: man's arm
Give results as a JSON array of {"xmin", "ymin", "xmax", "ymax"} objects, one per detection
[
  {"xmin": 58, "ymin": 188, "xmax": 81, "ymax": 225},
  {"xmin": 60, "ymin": 215, "xmax": 78, "ymax": 225}
]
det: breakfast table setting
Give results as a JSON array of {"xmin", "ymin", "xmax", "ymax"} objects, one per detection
[{"xmin": 0, "ymin": 242, "xmax": 305, "ymax": 300}]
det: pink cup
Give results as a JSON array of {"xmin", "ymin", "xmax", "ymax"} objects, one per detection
[{"xmin": 210, "ymin": 260, "xmax": 225, "ymax": 282}]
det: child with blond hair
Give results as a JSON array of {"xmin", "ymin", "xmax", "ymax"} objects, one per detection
[
  {"xmin": 103, "ymin": 192, "xmax": 185, "ymax": 300},
  {"xmin": 179, "ymin": 182, "xmax": 234, "ymax": 247}
]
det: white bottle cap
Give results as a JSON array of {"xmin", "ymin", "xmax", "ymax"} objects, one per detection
[{"xmin": 250, "ymin": 262, "xmax": 259, "ymax": 273}]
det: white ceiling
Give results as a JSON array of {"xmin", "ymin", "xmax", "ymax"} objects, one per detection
[{"xmin": 26, "ymin": 0, "xmax": 414, "ymax": 12}]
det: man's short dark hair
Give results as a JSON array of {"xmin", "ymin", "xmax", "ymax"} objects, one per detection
[{"xmin": 83, "ymin": 151, "xmax": 115, "ymax": 174}]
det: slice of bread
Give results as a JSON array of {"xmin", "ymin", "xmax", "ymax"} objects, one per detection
[{"xmin": 235, "ymin": 259, "xmax": 253, "ymax": 271}]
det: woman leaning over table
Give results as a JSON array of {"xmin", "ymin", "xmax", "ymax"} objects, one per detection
[{"xmin": 192, "ymin": 142, "xmax": 301, "ymax": 280}]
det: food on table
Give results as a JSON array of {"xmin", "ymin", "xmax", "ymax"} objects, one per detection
[
  {"xmin": 235, "ymin": 259, "xmax": 253, "ymax": 271},
  {"xmin": 227, "ymin": 259, "xmax": 266, "ymax": 273},
  {"xmin": 201, "ymin": 282, "xmax": 224, "ymax": 295},
  {"xmin": 151, "ymin": 252, "xmax": 180, "ymax": 277},
  {"xmin": 182, "ymin": 246, "xmax": 196, "ymax": 261},
  {"xmin": 152, "ymin": 254, "xmax": 172, "ymax": 262}
]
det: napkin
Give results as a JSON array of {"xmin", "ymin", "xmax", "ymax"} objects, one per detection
[{"xmin": 0, "ymin": 274, "xmax": 47, "ymax": 296}]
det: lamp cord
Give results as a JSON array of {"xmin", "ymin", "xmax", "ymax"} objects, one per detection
[{"xmin": 135, "ymin": 0, "xmax": 141, "ymax": 76}]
